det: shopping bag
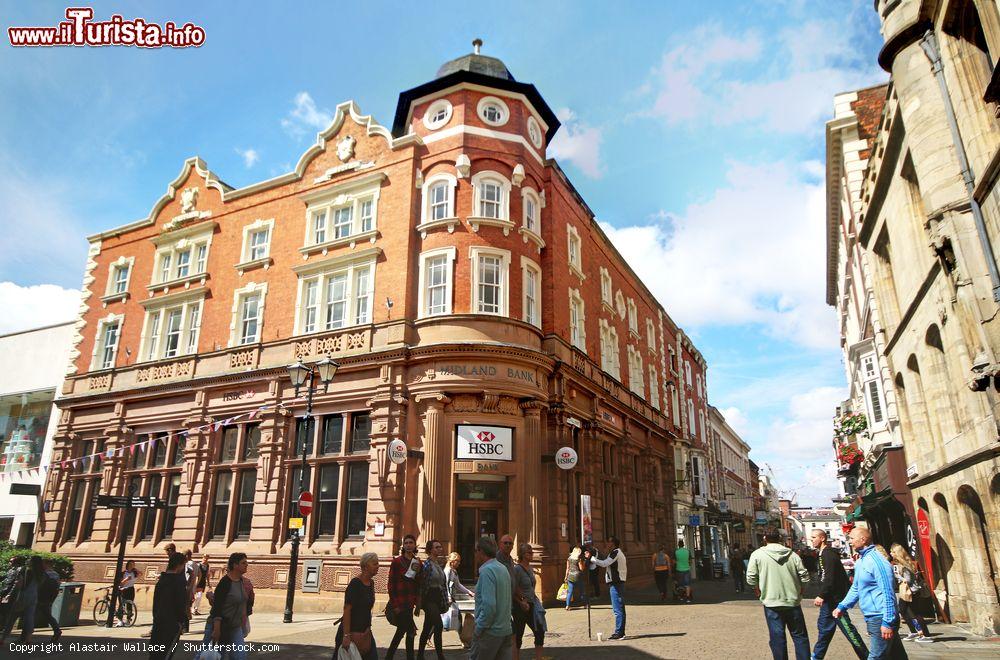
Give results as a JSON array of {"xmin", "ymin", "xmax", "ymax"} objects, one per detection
[
  {"xmin": 443, "ymin": 603, "xmax": 461, "ymax": 631},
  {"xmin": 556, "ymin": 582, "xmax": 568, "ymax": 601},
  {"xmin": 337, "ymin": 643, "xmax": 363, "ymax": 660}
]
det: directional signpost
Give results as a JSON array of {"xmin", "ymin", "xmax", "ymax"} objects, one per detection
[{"xmin": 95, "ymin": 485, "xmax": 166, "ymax": 628}]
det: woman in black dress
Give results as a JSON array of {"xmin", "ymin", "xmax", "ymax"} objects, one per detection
[{"xmin": 336, "ymin": 552, "xmax": 380, "ymax": 660}]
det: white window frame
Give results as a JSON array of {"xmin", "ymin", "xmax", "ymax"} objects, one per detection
[
  {"xmin": 423, "ymin": 99, "xmax": 454, "ymax": 130},
  {"xmin": 599, "ymin": 319, "xmax": 620, "ymax": 380},
  {"xmin": 627, "ymin": 299, "xmax": 638, "ymax": 335},
  {"xmin": 685, "ymin": 361, "xmax": 693, "ymax": 388},
  {"xmin": 238, "ymin": 218, "xmax": 274, "ymax": 270},
  {"xmin": 566, "ymin": 224, "xmax": 585, "ymax": 281},
  {"xmin": 688, "ymin": 400, "xmax": 696, "ymax": 436},
  {"xmin": 527, "ymin": 116, "xmax": 543, "ymax": 149},
  {"xmin": 419, "ymin": 173, "xmax": 458, "ymax": 230},
  {"xmin": 152, "ymin": 232, "xmax": 212, "ymax": 286},
  {"xmin": 521, "ymin": 188, "xmax": 541, "ymax": 233},
  {"xmin": 229, "ymin": 282, "xmax": 268, "ymax": 347},
  {"xmin": 600, "ymin": 267, "xmax": 612, "ymax": 307},
  {"xmin": 469, "ymin": 171, "xmax": 512, "ymax": 229},
  {"xmin": 477, "ymin": 95, "xmax": 510, "ymax": 127},
  {"xmin": 417, "ymin": 247, "xmax": 456, "ymax": 319},
  {"xmin": 91, "ymin": 313, "xmax": 124, "ymax": 371},
  {"xmin": 569, "ymin": 288, "xmax": 586, "ymax": 350},
  {"xmin": 521, "ymin": 255, "xmax": 541, "ymax": 328},
  {"xmin": 293, "ymin": 258, "xmax": 376, "ymax": 335},
  {"xmin": 649, "ymin": 363, "xmax": 660, "ymax": 410},
  {"xmin": 628, "ymin": 345, "xmax": 644, "ymax": 395},
  {"xmin": 646, "ymin": 318, "xmax": 656, "ymax": 352},
  {"xmin": 103, "ymin": 256, "xmax": 135, "ymax": 303},
  {"xmin": 138, "ymin": 292, "xmax": 205, "ymax": 363},
  {"xmin": 469, "ymin": 246, "xmax": 511, "ymax": 316},
  {"xmin": 301, "ymin": 175, "xmax": 383, "ymax": 252},
  {"xmin": 860, "ymin": 353, "xmax": 887, "ymax": 428}
]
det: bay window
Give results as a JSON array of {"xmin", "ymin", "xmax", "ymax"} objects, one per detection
[
  {"xmin": 301, "ymin": 173, "xmax": 383, "ymax": 251},
  {"xmin": 470, "ymin": 171, "xmax": 511, "ymax": 224}
]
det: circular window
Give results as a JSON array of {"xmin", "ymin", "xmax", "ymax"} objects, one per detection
[
  {"xmin": 422, "ymin": 99, "xmax": 453, "ymax": 130},
  {"xmin": 477, "ymin": 96, "xmax": 509, "ymax": 127},
  {"xmin": 527, "ymin": 117, "xmax": 542, "ymax": 148}
]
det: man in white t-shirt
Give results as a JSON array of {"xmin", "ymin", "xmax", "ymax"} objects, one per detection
[{"xmin": 591, "ymin": 536, "xmax": 628, "ymax": 640}]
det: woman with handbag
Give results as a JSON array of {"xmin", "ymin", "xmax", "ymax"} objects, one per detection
[
  {"xmin": 890, "ymin": 544, "xmax": 934, "ymax": 644},
  {"xmin": 417, "ymin": 540, "xmax": 448, "ymax": 660},
  {"xmin": 335, "ymin": 553, "xmax": 379, "ymax": 660},
  {"xmin": 512, "ymin": 543, "xmax": 545, "ymax": 660},
  {"xmin": 564, "ymin": 546, "xmax": 583, "ymax": 610}
]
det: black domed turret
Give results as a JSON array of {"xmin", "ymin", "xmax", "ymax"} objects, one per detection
[
  {"xmin": 435, "ymin": 39, "xmax": 515, "ymax": 81},
  {"xmin": 392, "ymin": 38, "xmax": 560, "ymax": 141}
]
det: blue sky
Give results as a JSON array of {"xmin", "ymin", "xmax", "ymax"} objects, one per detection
[{"xmin": 0, "ymin": 1, "xmax": 887, "ymax": 505}]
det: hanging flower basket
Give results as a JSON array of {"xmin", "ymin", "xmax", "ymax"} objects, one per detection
[
  {"xmin": 835, "ymin": 412, "xmax": 868, "ymax": 440},
  {"xmin": 837, "ymin": 444, "xmax": 864, "ymax": 466}
]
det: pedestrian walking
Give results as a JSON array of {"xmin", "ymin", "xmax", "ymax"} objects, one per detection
[
  {"xmin": 116, "ymin": 560, "xmax": 139, "ymax": 626},
  {"xmin": 512, "ymin": 543, "xmax": 545, "ymax": 660},
  {"xmin": 193, "ymin": 555, "xmax": 212, "ymax": 615},
  {"xmin": 196, "ymin": 552, "xmax": 251, "ymax": 660},
  {"xmin": 651, "ymin": 545, "xmax": 671, "ymax": 601},
  {"xmin": 730, "ymin": 544, "xmax": 746, "ymax": 593},
  {"xmin": 496, "ymin": 534, "xmax": 516, "ymax": 582},
  {"xmin": 0, "ymin": 555, "xmax": 43, "ymax": 644},
  {"xmin": 565, "ymin": 546, "xmax": 585, "ymax": 609},
  {"xmin": 745, "ymin": 529, "xmax": 811, "ymax": 660},
  {"xmin": 335, "ymin": 553, "xmax": 379, "ymax": 660},
  {"xmin": 443, "ymin": 552, "xmax": 473, "ymax": 634},
  {"xmin": 590, "ymin": 536, "xmax": 627, "ymax": 640},
  {"xmin": 37, "ymin": 559, "xmax": 62, "ymax": 643},
  {"xmin": 417, "ymin": 539, "xmax": 448, "ymax": 660},
  {"xmin": 809, "ymin": 529, "xmax": 867, "ymax": 660},
  {"xmin": 674, "ymin": 540, "xmax": 692, "ymax": 602},
  {"xmin": 471, "ymin": 536, "xmax": 512, "ymax": 660},
  {"xmin": 0, "ymin": 556, "xmax": 24, "ymax": 635},
  {"xmin": 150, "ymin": 551, "xmax": 188, "ymax": 660},
  {"xmin": 833, "ymin": 527, "xmax": 908, "ymax": 660},
  {"xmin": 889, "ymin": 544, "xmax": 933, "ymax": 645},
  {"xmin": 386, "ymin": 534, "xmax": 421, "ymax": 660}
]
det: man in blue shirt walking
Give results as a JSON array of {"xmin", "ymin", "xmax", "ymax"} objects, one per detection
[{"xmin": 833, "ymin": 527, "xmax": 908, "ymax": 659}]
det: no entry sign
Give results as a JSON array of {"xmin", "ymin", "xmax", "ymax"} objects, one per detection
[{"xmin": 298, "ymin": 491, "xmax": 313, "ymax": 517}]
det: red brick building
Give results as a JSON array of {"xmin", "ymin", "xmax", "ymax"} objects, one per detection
[{"xmin": 40, "ymin": 43, "xmax": 709, "ymax": 609}]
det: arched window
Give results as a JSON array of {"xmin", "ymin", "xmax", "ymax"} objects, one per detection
[{"xmin": 420, "ymin": 173, "xmax": 457, "ymax": 224}]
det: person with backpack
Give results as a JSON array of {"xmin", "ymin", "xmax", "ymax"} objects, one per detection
[
  {"xmin": 37, "ymin": 559, "xmax": 62, "ymax": 643},
  {"xmin": 651, "ymin": 545, "xmax": 672, "ymax": 601},
  {"xmin": 746, "ymin": 530, "xmax": 811, "ymax": 660},
  {"xmin": 890, "ymin": 544, "xmax": 933, "ymax": 644},
  {"xmin": 416, "ymin": 539, "xmax": 447, "ymax": 660}
]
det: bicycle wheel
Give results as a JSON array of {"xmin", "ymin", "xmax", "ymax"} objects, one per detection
[
  {"xmin": 93, "ymin": 598, "xmax": 109, "ymax": 626},
  {"xmin": 124, "ymin": 600, "xmax": 137, "ymax": 627}
]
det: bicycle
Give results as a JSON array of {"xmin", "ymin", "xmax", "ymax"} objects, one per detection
[{"xmin": 92, "ymin": 585, "xmax": 137, "ymax": 627}]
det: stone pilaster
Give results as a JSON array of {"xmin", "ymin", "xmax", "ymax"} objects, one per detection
[
  {"xmin": 365, "ymin": 364, "xmax": 411, "ymax": 555},
  {"xmin": 416, "ymin": 393, "xmax": 450, "ymax": 545},
  {"xmin": 101, "ymin": 419, "xmax": 133, "ymax": 553},
  {"xmin": 171, "ymin": 393, "xmax": 212, "ymax": 548},
  {"xmin": 521, "ymin": 399, "xmax": 547, "ymax": 548},
  {"xmin": 249, "ymin": 401, "xmax": 291, "ymax": 553}
]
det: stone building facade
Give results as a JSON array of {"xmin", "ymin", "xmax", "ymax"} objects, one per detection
[
  {"xmin": 37, "ymin": 45, "xmax": 709, "ymax": 610},
  {"xmin": 707, "ymin": 406, "xmax": 754, "ymax": 551},
  {"xmin": 833, "ymin": 0, "xmax": 1000, "ymax": 634}
]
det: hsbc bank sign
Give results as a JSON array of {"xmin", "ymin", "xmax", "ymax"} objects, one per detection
[{"xmin": 456, "ymin": 425, "xmax": 513, "ymax": 461}]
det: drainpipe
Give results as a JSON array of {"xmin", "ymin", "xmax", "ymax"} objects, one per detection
[{"xmin": 919, "ymin": 30, "xmax": 1000, "ymax": 302}]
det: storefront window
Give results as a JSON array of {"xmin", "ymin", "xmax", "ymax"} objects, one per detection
[{"xmin": 0, "ymin": 390, "xmax": 53, "ymax": 472}]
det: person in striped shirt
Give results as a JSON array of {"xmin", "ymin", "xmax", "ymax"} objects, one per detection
[{"xmin": 833, "ymin": 527, "xmax": 908, "ymax": 660}]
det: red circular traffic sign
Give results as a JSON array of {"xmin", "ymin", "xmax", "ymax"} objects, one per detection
[{"xmin": 298, "ymin": 491, "xmax": 313, "ymax": 517}]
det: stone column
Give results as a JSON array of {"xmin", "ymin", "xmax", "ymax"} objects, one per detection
[
  {"xmin": 101, "ymin": 420, "xmax": 132, "ymax": 554},
  {"xmin": 521, "ymin": 400, "xmax": 546, "ymax": 548},
  {"xmin": 250, "ymin": 404, "xmax": 290, "ymax": 552},
  {"xmin": 416, "ymin": 394, "xmax": 450, "ymax": 544}
]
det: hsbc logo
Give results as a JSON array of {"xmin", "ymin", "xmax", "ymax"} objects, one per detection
[
  {"xmin": 457, "ymin": 425, "xmax": 513, "ymax": 462},
  {"xmin": 555, "ymin": 446, "xmax": 578, "ymax": 470}
]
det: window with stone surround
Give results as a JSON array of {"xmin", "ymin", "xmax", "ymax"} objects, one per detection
[
  {"xmin": 627, "ymin": 299, "xmax": 638, "ymax": 335},
  {"xmin": 628, "ymin": 345, "xmax": 644, "ymax": 396},
  {"xmin": 91, "ymin": 315, "xmax": 123, "ymax": 371},
  {"xmin": 304, "ymin": 180, "xmax": 381, "ymax": 250},
  {"xmin": 294, "ymin": 255, "xmax": 375, "ymax": 335},
  {"xmin": 569, "ymin": 288, "xmax": 586, "ymax": 350},
  {"xmin": 649, "ymin": 363, "xmax": 660, "ymax": 410},
  {"xmin": 63, "ymin": 441, "xmax": 103, "ymax": 544},
  {"xmin": 153, "ymin": 231, "xmax": 211, "ymax": 285},
  {"xmin": 284, "ymin": 411, "xmax": 370, "ymax": 543},
  {"xmin": 420, "ymin": 173, "xmax": 458, "ymax": 227},
  {"xmin": 207, "ymin": 423, "xmax": 260, "ymax": 542},
  {"xmin": 418, "ymin": 247, "xmax": 456, "ymax": 318},
  {"xmin": 567, "ymin": 225, "xmax": 583, "ymax": 277},
  {"xmin": 238, "ymin": 218, "xmax": 274, "ymax": 270},
  {"xmin": 646, "ymin": 319, "xmax": 656, "ymax": 352},
  {"xmin": 229, "ymin": 282, "xmax": 268, "ymax": 347},
  {"xmin": 521, "ymin": 256, "xmax": 541, "ymax": 328},
  {"xmin": 600, "ymin": 267, "xmax": 612, "ymax": 307},
  {"xmin": 139, "ymin": 293, "xmax": 203, "ymax": 362},
  {"xmin": 471, "ymin": 171, "xmax": 511, "ymax": 221},
  {"xmin": 124, "ymin": 431, "xmax": 184, "ymax": 544},
  {"xmin": 599, "ymin": 319, "xmax": 620, "ymax": 380},
  {"xmin": 103, "ymin": 257, "xmax": 134, "ymax": 301},
  {"xmin": 470, "ymin": 247, "xmax": 510, "ymax": 316}
]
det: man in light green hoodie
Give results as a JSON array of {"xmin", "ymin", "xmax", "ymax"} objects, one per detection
[{"xmin": 746, "ymin": 530, "xmax": 811, "ymax": 660}]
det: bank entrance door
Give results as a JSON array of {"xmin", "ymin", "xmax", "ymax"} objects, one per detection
[{"xmin": 455, "ymin": 477, "xmax": 507, "ymax": 583}]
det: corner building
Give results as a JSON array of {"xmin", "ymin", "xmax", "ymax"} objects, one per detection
[{"xmin": 40, "ymin": 45, "xmax": 708, "ymax": 609}]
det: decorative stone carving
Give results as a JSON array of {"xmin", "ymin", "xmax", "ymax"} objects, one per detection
[
  {"xmin": 229, "ymin": 350, "xmax": 256, "ymax": 369},
  {"xmin": 456, "ymin": 154, "xmax": 471, "ymax": 179},
  {"xmin": 293, "ymin": 329, "xmax": 371, "ymax": 360},
  {"xmin": 135, "ymin": 360, "xmax": 194, "ymax": 383},
  {"xmin": 180, "ymin": 187, "xmax": 199, "ymax": 213},
  {"xmin": 511, "ymin": 163, "xmax": 525, "ymax": 187},
  {"xmin": 337, "ymin": 135, "xmax": 357, "ymax": 162},
  {"xmin": 449, "ymin": 394, "xmax": 479, "ymax": 413},
  {"xmin": 481, "ymin": 393, "xmax": 501, "ymax": 414},
  {"xmin": 88, "ymin": 374, "xmax": 112, "ymax": 391},
  {"xmin": 497, "ymin": 396, "xmax": 519, "ymax": 416}
]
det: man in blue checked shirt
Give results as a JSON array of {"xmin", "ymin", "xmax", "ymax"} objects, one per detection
[{"xmin": 833, "ymin": 527, "xmax": 908, "ymax": 659}]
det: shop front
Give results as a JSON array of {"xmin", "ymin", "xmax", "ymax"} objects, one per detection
[{"xmin": 854, "ymin": 447, "xmax": 919, "ymax": 560}]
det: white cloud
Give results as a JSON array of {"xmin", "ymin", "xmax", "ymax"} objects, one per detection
[
  {"xmin": 601, "ymin": 159, "xmax": 836, "ymax": 348},
  {"xmin": 281, "ymin": 92, "xmax": 332, "ymax": 138},
  {"xmin": 548, "ymin": 107, "xmax": 604, "ymax": 179},
  {"xmin": 0, "ymin": 282, "xmax": 79, "ymax": 335},
  {"xmin": 720, "ymin": 406, "xmax": 750, "ymax": 436},
  {"xmin": 235, "ymin": 147, "xmax": 259, "ymax": 168},
  {"xmin": 642, "ymin": 19, "xmax": 883, "ymax": 134}
]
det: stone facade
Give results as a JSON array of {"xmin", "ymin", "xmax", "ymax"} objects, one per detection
[
  {"xmin": 833, "ymin": 0, "xmax": 1000, "ymax": 635},
  {"xmin": 38, "ymin": 46, "xmax": 711, "ymax": 611}
]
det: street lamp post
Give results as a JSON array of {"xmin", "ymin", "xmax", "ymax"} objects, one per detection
[{"xmin": 283, "ymin": 357, "xmax": 338, "ymax": 624}]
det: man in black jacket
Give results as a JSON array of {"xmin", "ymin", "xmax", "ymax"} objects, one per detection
[
  {"xmin": 810, "ymin": 529, "xmax": 868, "ymax": 659},
  {"xmin": 150, "ymin": 551, "xmax": 188, "ymax": 660}
]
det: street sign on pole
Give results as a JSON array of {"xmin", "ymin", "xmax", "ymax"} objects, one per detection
[
  {"xmin": 298, "ymin": 491, "xmax": 313, "ymax": 517},
  {"xmin": 93, "ymin": 494, "xmax": 166, "ymax": 509},
  {"xmin": 289, "ymin": 517, "xmax": 304, "ymax": 530}
]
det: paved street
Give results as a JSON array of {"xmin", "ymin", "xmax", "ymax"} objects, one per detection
[{"xmin": 5, "ymin": 579, "xmax": 997, "ymax": 659}]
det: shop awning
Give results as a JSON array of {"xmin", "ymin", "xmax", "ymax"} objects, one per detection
[{"xmin": 845, "ymin": 504, "xmax": 864, "ymax": 522}]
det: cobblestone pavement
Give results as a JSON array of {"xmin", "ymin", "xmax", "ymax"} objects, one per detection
[{"xmin": 5, "ymin": 579, "xmax": 997, "ymax": 658}]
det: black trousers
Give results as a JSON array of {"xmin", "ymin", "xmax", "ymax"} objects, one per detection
[
  {"xmin": 654, "ymin": 571, "xmax": 669, "ymax": 596},
  {"xmin": 386, "ymin": 606, "xmax": 416, "ymax": 660},
  {"xmin": 418, "ymin": 606, "xmax": 444, "ymax": 659}
]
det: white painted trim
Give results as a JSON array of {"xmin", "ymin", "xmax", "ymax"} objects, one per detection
[
  {"xmin": 469, "ymin": 246, "xmax": 511, "ymax": 317},
  {"xmin": 292, "ymin": 257, "xmax": 377, "ymax": 336},
  {"xmin": 477, "ymin": 96, "xmax": 510, "ymax": 127},
  {"xmin": 423, "ymin": 99, "xmax": 454, "ymax": 131},
  {"xmin": 229, "ymin": 281, "xmax": 268, "ymax": 348},
  {"xmin": 240, "ymin": 218, "xmax": 275, "ymax": 264},
  {"xmin": 520, "ymin": 255, "xmax": 541, "ymax": 329},
  {"xmin": 471, "ymin": 170, "xmax": 511, "ymax": 222},
  {"xmin": 527, "ymin": 116, "xmax": 543, "ymax": 149},
  {"xmin": 521, "ymin": 187, "xmax": 541, "ymax": 234},
  {"xmin": 568, "ymin": 288, "xmax": 586, "ymax": 350},
  {"xmin": 102, "ymin": 255, "xmax": 136, "ymax": 304},
  {"xmin": 418, "ymin": 246, "xmax": 457, "ymax": 319},
  {"xmin": 90, "ymin": 313, "xmax": 124, "ymax": 372},
  {"xmin": 420, "ymin": 172, "xmax": 458, "ymax": 225},
  {"xmin": 137, "ymin": 292, "xmax": 206, "ymax": 363},
  {"xmin": 403, "ymin": 82, "xmax": 551, "ymax": 135},
  {"xmin": 301, "ymin": 174, "xmax": 383, "ymax": 249},
  {"xmin": 291, "ymin": 246, "xmax": 382, "ymax": 277},
  {"xmin": 421, "ymin": 125, "xmax": 544, "ymax": 165}
]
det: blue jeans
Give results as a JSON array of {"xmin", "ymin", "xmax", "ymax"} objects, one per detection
[
  {"xmin": 763, "ymin": 605, "xmax": 810, "ymax": 660},
  {"xmin": 863, "ymin": 615, "xmax": 907, "ymax": 660},
  {"xmin": 196, "ymin": 619, "xmax": 247, "ymax": 660},
  {"xmin": 609, "ymin": 582, "xmax": 626, "ymax": 636},
  {"xmin": 566, "ymin": 580, "xmax": 581, "ymax": 606},
  {"xmin": 813, "ymin": 601, "xmax": 867, "ymax": 659}
]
